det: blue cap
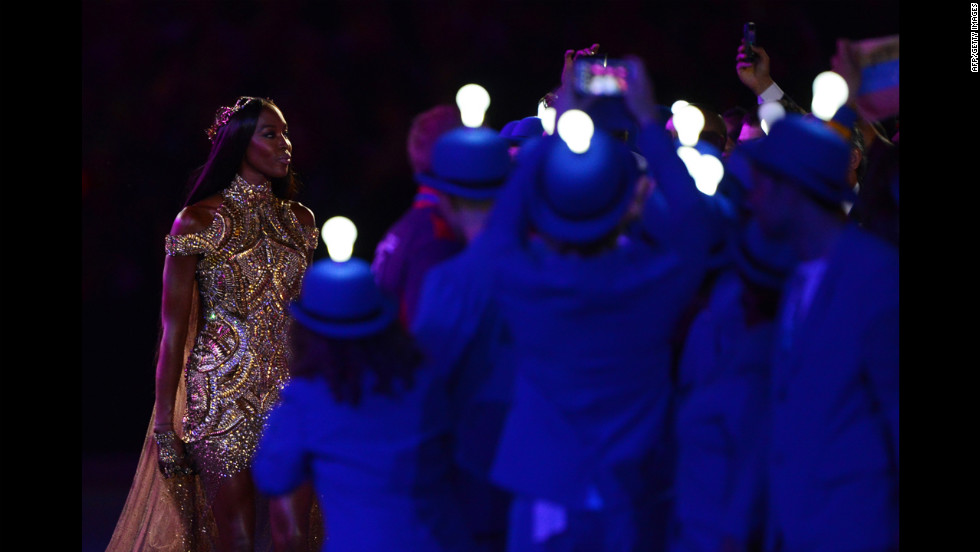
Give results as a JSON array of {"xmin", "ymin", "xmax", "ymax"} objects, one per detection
[
  {"xmin": 416, "ymin": 126, "xmax": 512, "ymax": 200},
  {"xmin": 290, "ymin": 258, "xmax": 398, "ymax": 339}
]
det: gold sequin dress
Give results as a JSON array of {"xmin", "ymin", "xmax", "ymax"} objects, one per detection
[
  {"xmin": 166, "ymin": 174, "xmax": 318, "ymax": 490},
  {"xmin": 106, "ymin": 174, "xmax": 319, "ymax": 552}
]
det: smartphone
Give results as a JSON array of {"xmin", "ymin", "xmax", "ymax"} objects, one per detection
[
  {"xmin": 743, "ymin": 22, "xmax": 757, "ymax": 62},
  {"xmin": 573, "ymin": 56, "xmax": 630, "ymax": 96}
]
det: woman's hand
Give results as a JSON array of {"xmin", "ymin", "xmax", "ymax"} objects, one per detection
[{"xmin": 153, "ymin": 430, "xmax": 198, "ymax": 478}]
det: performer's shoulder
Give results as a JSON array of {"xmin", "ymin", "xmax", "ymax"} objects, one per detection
[
  {"xmin": 288, "ymin": 200, "xmax": 316, "ymax": 228},
  {"xmin": 172, "ymin": 195, "xmax": 222, "ymax": 235}
]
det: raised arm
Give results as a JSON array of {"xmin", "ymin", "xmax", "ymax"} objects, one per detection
[
  {"xmin": 736, "ymin": 43, "xmax": 775, "ymax": 98},
  {"xmin": 622, "ymin": 56, "xmax": 706, "ymax": 235},
  {"xmin": 736, "ymin": 42, "xmax": 806, "ymax": 115}
]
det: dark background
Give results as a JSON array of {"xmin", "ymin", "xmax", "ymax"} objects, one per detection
[{"xmin": 81, "ymin": 0, "xmax": 899, "ymax": 462}]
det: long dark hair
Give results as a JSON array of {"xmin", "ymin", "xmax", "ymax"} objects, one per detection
[
  {"xmin": 289, "ymin": 322, "xmax": 422, "ymax": 406},
  {"xmin": 184, "ymin": 96, "xmax": 300, "ymax": 207}
]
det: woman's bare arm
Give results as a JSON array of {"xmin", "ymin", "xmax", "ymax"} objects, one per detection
[{"xmin": 153, "ymin": 204, "xmax": 214, "ymax": 433}]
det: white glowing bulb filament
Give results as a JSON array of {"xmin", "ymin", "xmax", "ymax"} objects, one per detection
[
  {"xmin": 758, "ymin": 101, "xmax": 786, "ymax": 135},
  {"xmin": 322, "ymin": 216, "xmax": 357, "ymax": 262},
  {"xmin": 673, "ymin": 104, "xmax": 705, "ymax": 147},
  {"xmin": 556, "ymin": 109, "xmax": 595, "ymax": 154},
  {"xmin": 456, "ymin": 84, "xmax": 491, "ymax": 128},
  {"xmin": 538, "ymin": 101, "xmax": 557, "ymax": 135},
  {"xmin": 811, "ymin": 71, "xmax": 849, "ymax": 121}
]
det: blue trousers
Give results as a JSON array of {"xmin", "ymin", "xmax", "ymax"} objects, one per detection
[{"xmin": 506, "ymin": 494, "xmax": 670, "ymax": 552}]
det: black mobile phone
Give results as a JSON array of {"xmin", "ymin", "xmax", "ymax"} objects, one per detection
[
  {"xmin": 573, "ymin": 56, "xmax": 630, "ymax": 97},
  {"xmin": 743, "ymin": 22, "xmax": 757, "ymax": 62}
]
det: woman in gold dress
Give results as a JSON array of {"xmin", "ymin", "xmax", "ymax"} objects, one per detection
[{"xmin": 107, "ymin": 96, "xmax": 321, "ymax": 552}]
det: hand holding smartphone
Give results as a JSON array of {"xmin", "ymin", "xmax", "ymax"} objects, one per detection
[
  {"xmin": 743, "ymin": 22, "xmax": 757, "ymax": 63},
  {"xmin": 573, "ymin": 56, "xmax": 631, "ymax": 97}
]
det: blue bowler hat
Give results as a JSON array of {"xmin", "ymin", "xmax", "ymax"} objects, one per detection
[
  {"xmin": 731, "ymin": 219, "xmax": 797, "ymax": 289},
  {"xmin": 499, "ymin": 120, "xmax": 520, "ymax": 141},
  {"xmin": 500, "ymin": 116, "xmax": 545, "ymax": 146},
  {"xmin": 830, "ymin": 104, "xmax": 858, "ymax": 132},
  {"xmin": 290, "ymin": 258, "xmax": 398, "ymax": 339},
  {"xmin": 416, "ymin": 126, "xmax": 512, "ymax": 200},
  {"xmin": 528, "ymin": 130, "xmax": 640, "ymax": 245},
  {"xmin": 736, "ymin": 114, "xmax": 855, "ymax": 204}
]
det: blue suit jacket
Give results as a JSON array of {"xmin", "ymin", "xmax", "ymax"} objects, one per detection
[
  {"xmin": 767, "ymin": 225, "xmax": 899, "ymax": 551},
  {"xmin": 415, "ymin": 122, "xmax": 712, "ymax": 510},
  {"xmin": 253, "ymin": 370, "xmax": 473, "ymax": 552},
  {"xmin": 470, "ymin": 124, "xmax": 711, "ymax": 509},
  {"xmin": 671, "ymin": 271, "xmax": 771, "ymax": 551}
]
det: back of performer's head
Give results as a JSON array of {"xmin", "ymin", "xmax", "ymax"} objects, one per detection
[
  {"xmin": 185, "ymin": 96, "xmax": 299, "ymax": 206},
  {"xmin": 406, "ymin": 104, "xmax": 462, "ymax": 176},
  {"xmin": 527, "ymin": 128, "xmax": 641, "ymax": 255},
  {"xmin": 288, "ymin": 258, "xmax": 421, "ymax": 406}
]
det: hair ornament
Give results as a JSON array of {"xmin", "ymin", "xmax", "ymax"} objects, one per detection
[{"xmin": 206, "ymin": 96, "xmax": 259, "ymax": 143}]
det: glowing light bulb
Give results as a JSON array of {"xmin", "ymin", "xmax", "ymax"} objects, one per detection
[
  {"xmin": 538, "ymin": 100, "xmax": 557, "ymax": 135},
  {"xmin": 692, "ymin": 153, "xmax": 724, "ymax": 196},
  {"xmin": 676, "ymin": 145, "xmax": 702, "ymax": 169},
  {"xmin": 811, "ymin": 71, "xmax": 849, "ymax": 121},
  {"xmin": 322, "ymin": 216, "xmax": 357, "ymax": 262},
  {"xmin": 676, "ymin": 146, "xmax": 723, "ymax": 196},
  {"xmin": 673, "ymin": 104, "xmax": 704, "ymax": 147},
  {"xmin": 556, "ymin": 109, "xmax": 594, "ymax": 154},
  {"xmin": 456, "ymin": 84, "xmax": 491, "ymax": 128},
  {"xmin": 670, "ymin": 100, "xmax": 690, "ymax": 114},
  {"xmin": 758, "ymin": 101, "xmax": 786, "ymax": 135}
]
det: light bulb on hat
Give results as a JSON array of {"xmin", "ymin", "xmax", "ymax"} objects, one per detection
[
  {"xmin": 673, "ymin": 103, "xmax": 704, "ymax": 147},
  {"xmin": 322, "ymin": 216, "xmax": 357, "ymax": 262},
  {"xmin": 538, "ymin": 99, "xmax": 556, "ymax": 135},
  {"xmin": 670, "ymin": 100, "xmax": 690, "ymax": 114},
  {"xmin": 758, "ymin": 101, "xmax": 786, "ymax": 135},
  {"xmin": 676, "ymin": 146, "xmax": 724, "ymax": 196},
  {"xmin": 676, "ymin": 145, "xmax": 701, "ymax": 168},
  {"xmin": 692, "ymin": 153, "xmax": 724, "ymax": 196},
  {"xmin": 456, "ymin": 84, "xmax": 491, "ymax": 128},
  {"xmin": 810, "ymin": 71, "xmax": 849, "ymax": 121},
  {"xmin": 556, "ymin": 109, "xmax": 594, "ymax": 154}
]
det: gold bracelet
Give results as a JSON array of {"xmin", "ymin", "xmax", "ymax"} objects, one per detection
[
  {"xmin": 153, "ymin": 430, "xmax": 196, "ymax": 478},
  {"xmin": 153, "ymin": 430, "xmax": 182, "ymax": 465}
]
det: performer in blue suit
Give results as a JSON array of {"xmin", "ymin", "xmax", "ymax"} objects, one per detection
[
  {"xmin": 670, "ymin": 220, "xmax": 796, "ymax": 552},
  {"xmin": 738, "ymin": 115, "xmax": 899, "ymax": 552},
  {"xmin": 253, "ymin": 257, "xmax": 473, "ymax": 552},
  {"xmin": 415, "ymin": 56, "xmax": 712, "ymax": 552}
]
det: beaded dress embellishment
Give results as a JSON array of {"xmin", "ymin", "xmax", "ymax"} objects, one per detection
[{"xmin": 165, "ymin": 175, "xmax": 318, "ymax": 492}]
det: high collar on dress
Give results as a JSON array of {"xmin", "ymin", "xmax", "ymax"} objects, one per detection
[{"xmin": 228, "ymin": 174, "xmax": 272, "ymax": 197}]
